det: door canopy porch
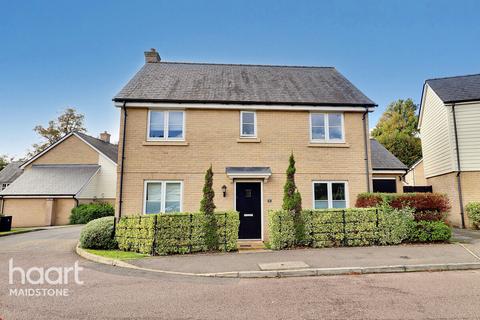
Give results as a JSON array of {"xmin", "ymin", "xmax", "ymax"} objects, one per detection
[{"xmin": 225, "ymin": 167, "xmax": 271, "ymax": 181}]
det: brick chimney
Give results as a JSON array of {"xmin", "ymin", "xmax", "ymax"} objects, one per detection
[
  {"xmin": 99, "ymin": 131, "xmax": 111, "ymax": 143},
  {"xmin": 144, "ymin": 48, "xmax": 161, "ymax": 63}
]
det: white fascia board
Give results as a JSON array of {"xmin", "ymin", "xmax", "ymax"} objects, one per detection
[{"xmin": 114, "ymin": 101, "xmax": 375, "ymax": 112}]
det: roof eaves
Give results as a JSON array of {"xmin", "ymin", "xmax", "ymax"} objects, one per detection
[{"xmin": 112, "ymin": 97, "xmax": 377, "ymax": 107}]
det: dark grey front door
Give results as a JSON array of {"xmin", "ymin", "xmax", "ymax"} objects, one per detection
[{"xmin": 236, "ymin": 182, "xmax": 262, "ymax": 239}]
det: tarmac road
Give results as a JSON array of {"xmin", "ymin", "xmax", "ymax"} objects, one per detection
[{"xmin": 1, "ymin": 226, "xmax": 479, "ymax": 319}]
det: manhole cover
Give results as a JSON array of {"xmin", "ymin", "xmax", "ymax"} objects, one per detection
[
  {"xmin": 400, "ymin": 255, "xmax": 410, "ymax": 259},
  {"xmin": 258, "ymin": 261, "xmax": 310, "ymax": 271}
]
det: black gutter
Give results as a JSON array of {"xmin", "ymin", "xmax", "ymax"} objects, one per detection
[
  {"xmin": 73, "ymin": 196, "xmax": 79, "ymax": 207},
  {"xmin": 112, "ymin": 97, "xmax": 377, "ymax": 108},
  {"xmin": 362, "ymin": 107, "xmax": 371, "ymax": 192},
  {"xmin": 451, "ymin": 104, "xmax": 466, "ymax": 228},
  {"xmin": 117, "ymin": 102, "xmax": 128, "ymax": 222}
]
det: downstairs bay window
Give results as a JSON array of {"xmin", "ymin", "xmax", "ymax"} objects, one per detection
[
  {"xmin": 144, "ymin": 181, "xmax": 183, "ymax": 214},
  {"xmin": 313, "ymin": 181, "xmax": 348, "ymax": 209}
]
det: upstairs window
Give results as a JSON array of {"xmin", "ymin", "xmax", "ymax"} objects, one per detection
[
  {"xmin": 310, "ymin": 113, "xmax": 344, "ymax": 142},
  {"xmin": 148, "ymin": 110, "xmax": 184, "ymax": 140},
  {"xmin": 313, "ymin": 181, "xmax": 348, "ymax": 209},
  {"xmin": 144, "ymin": 181, "xmax": 182, "ymax": 214},
  {"xmin": 240, "ymin": 111, "xmax": 257, "ymax": 137}
]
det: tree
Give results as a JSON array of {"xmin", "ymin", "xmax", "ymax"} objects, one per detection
[
  {"xmin": 200, "ymin": 165, "xmax": 218, "ymax": 250},
  {"xmin": 282, "ymin": 153, "xmax": 303, "ymax": 244},
  {"xmin": 29, "ymin": 108, "xmax": 86, "ymax": 156},
  {"xmin": 0, "ymin": 155, "xmax": 10, "ymax": 171},
  {"xmin": 371, "ymin": 99, "xmax": 422, "ymax": 167}
]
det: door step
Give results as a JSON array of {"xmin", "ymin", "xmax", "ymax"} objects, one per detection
[{"xmin": 238, "ymin": 241, "xmax": 266, "ymax": 251}]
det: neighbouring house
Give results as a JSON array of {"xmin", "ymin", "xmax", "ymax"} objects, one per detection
[
  {"xmin": 0, "ymin": 161, "xmax": 23, "ymax": 191},
  {"xmin": 418, "ymin": 73, "xmax": 480, "ymax": 228},
  {"xmin": 112, "ymin": 49, "xmax": 377, "ymax": 241},
  {"xmin": 0, "ymin": 131, "xmax": 117, "ymax": 227},
  {"xmin": 370, "ymin": 139, "xmax": 407, "ymax": 193},
  {"xmin": 404, "ymin": 158, "xmax": 427, "ymax": 186}
]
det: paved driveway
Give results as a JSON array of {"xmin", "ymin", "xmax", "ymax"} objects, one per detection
[{"xmin": 1, "ymin": 227, "xmax": 480, "ymax": 319}]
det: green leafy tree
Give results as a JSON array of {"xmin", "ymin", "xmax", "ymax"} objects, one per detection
[
  {"xmin": 282, "ymin": 153, "xmax": 303, "ymax": 244},
  {"xmin": 29, "ymin": 108, "xmax": 86, "ymax": 156},
  {"xmin": 0, "ymin": 155, "xmax": 10, "ymax": 171},
  {"xmin": 371, "ymin": 99, "xmax": 422, "ymax": 167},
  {"xmin": 200, "ymin": 165, "xmax": 218, "ymax": 250}
]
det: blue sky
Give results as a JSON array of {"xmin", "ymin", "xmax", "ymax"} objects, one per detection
[{"xmin": 1, "ymin": 0, "xmax": 479, "ymax": 158}]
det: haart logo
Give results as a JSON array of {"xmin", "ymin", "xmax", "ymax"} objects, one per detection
[{"xmin": 8, "ymin": 258, "xmax": 84, "ymax": 297}]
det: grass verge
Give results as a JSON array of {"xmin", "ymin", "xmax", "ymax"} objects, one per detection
[
  {"xmin": 0, "ymin": 228, "xmax": 42, "ymax": 237},
  {"xmin": 84, "ymin": 249, "xmax": 148, "ymax": 260}
]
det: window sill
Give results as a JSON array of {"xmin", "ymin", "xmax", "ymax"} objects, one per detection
[
  {"xmin": 308, "ymin": 142, "xmax": 349, "ymax": 148},
  {"xmin": 143, "ymin": 141, "xmax": 189, "ymax": 146},
  {"xmin": 237, "ymin": 138, "xmax": 261, "ymax": 143}
]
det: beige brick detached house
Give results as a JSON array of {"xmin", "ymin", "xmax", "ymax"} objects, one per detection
[
  {"xmin": 419, "ymin": 74, "xmax": 480, "ymax": 228},
  {"xmin": 113, "ymin": 49, "xmax": 382, "ymax": 240},
  {"xmin": 0, "ymin": 132, "xmax": 117, "ymax": 227}
]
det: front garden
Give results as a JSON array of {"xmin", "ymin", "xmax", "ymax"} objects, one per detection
[{"xmin": 78, "ymin": 155, "xmax": 454, "ymax": 256}]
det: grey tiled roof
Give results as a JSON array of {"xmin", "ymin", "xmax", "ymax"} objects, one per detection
[
  {"xmin": 226, "ymin": 167, "xmax": 272, "ymax": 175},
  {"xmin": 0, "ymin": 161, "xmax": 23, "ymax": 184},
  {"xmin": 370, "ymin": 139, "xmax": 407, "ymax": 171},
  {"xmin": 114, "ymin": 62, "xmax": 376, "ymax": 107},
  {"xmin": 427, "ymin": 74, "xmax": 480, "ymax": 103},
  {"xmin": 76, "ymin": 132, "xmax": 118, "ymax": 163},
  {"xmin": 0, "ymin": 164, "xmax": 99, "ymax": 196}
]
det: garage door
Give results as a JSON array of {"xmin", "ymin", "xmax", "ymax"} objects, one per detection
[{"xmin": 373, "ymin": 179, "xmax": 397, "ymax": 193}]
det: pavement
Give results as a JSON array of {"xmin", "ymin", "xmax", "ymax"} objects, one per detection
[
  {"xmin": 119, "ymin": 228, "xmax": 480, "ymax": 276},
  {"xmin": 2, "ymin": 226, "xmax": 480, "ymax": 319}
]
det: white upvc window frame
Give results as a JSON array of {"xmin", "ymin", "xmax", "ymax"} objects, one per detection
[
  {"xmin": 143, "ymin": 180, "xmax": 183, "ymax": 214},
  {"xmin": 312, "ymin": 181, "xmax": 349, "ymax": 209},
  {"xmin": 309, "ymin": 112, "xmax": 345, "ymax": 143},
  {"xmin": 240, "ymin": 111, "xmax": 257, "ymax": 138},
  {"xmin": 147, "ymin": 110, "xmax": 185, "ymax": 141}
]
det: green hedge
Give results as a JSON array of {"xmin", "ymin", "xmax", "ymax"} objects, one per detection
[
  {"xmin": 70, "ymin": 202, "xmax": 114, "ymax": 224},
  {"xmin": 466, "ymin": 202, "xmax": 480, "ymax": 229},
  {"xmin": 80, "ymin": 217, "xmax": 117, "ymax": 250},
  {"xmin": 268, "ymin": 210, "xmax": 296, "ymax": 250},
  {"xmin": 268, "ymin": 206, "xmax": 449, "ymax": 250},
  {"xmin": 116, "ymin": 211, "xmax": 239, "ymax": 255},
  {"xmin": 407, "ymin": 220, "xmax": 452, "ymax": 242}
]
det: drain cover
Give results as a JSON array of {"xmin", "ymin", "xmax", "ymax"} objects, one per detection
[{"xmin": 258, "ymin": 261, "xmax": 310, "ymax": 271}]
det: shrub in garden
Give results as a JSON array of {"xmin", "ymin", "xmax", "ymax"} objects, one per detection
[
  {"xmin": 407, "ymin": 220, "xmax": 451, "ymax": 242},
  {"xmin": 268, "ymin": 210, "xmax": 296, "ymax": 250},
  {"xmin": 116, "ymin": 215, "xmax": 156, "ymax": 254},
  {"xmin": 389, "ymin": 193, "xmax": 450, "ymax": 221},
  {"xmin": 200, "ymin": 165, "xmax": 218, "ymax": 251},
  {"xmin": 355, "ymin": 193, "xmax": 383, "ymax": 207},
  {"xmin": 377, "ymin": 205, "xmax": 414, "ymax": 245},
  {"xmin": 282, "ymin": 153, "xmax": 303, "ymax": 244},
  {"xmin": 466, "ymin": 202, "xmax": 480, "ymax": 229},
  {"xmin": 79, "ymin": 217, "xmax": 117, "ymax": 249},
  {"xmin": 355, "ymin": 193, "xmax": 450, "ymax": 221},
  {"xmin": 269, "ymin": 207, "xmax": 418, "ymax": 250},
  {"xmin": 115, "ymin": 212, "xmax": 239, "ymax": 255},
  {"xmin": 70, "ymin": 202, "xmax": 114, "ymax": 224}
]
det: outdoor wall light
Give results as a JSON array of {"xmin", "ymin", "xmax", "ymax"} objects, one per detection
[{"xmin": 222, "ymin": 185, "xmax": 227, "ymax": 197}]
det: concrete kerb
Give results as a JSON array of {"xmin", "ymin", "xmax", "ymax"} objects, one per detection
[{"xmin": 76, "ymin": 243, "xmax": 480, "ymax": 278}]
